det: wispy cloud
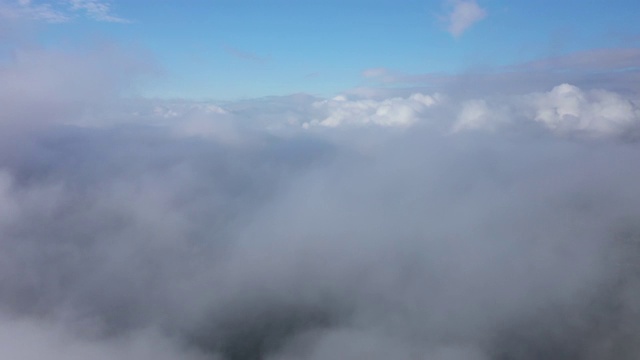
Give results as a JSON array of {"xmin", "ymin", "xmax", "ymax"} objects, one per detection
[
  {"xmin": 0, "ymin": 0, "xmax": 128, "ymax": 23},
  {"xmin": 223, "ymin": 44, "xmax": 269, "ymax": 63},
  {"xmin": 362, "ymin": 68, "xmax": 389, "ymax": 79},
  {"xmin": 0, "ymin": 0, "xmax": 69, "ymax": 23},
  {"xmin": 443, "ymin": 0, "xmax": 487, "ymax": 37},
  {"xmin": 361, "ymin": 67, "xmax": 403, "ymax": 83},
  {"xmin": 509, "ymin": 47, "xmax": 640, "ymax": 72},
  {"xmin": 357, "ymin": 48, "xmax": 640, "ymax": 97},
  {"xmin": 305, "ymin": 72, "xmax": 321, "ymax": 79},
  {"xmin": 65, "ymin": 0, "xmax": 129, "ymax": 23}
]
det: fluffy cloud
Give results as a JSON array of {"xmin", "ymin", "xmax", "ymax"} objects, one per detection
[
  {"xmin": 119, "ymin": 83, "xmax": 640, "ymax": 141},
  {"xmin": 451, "ymin": 84, "xmax": 640, "ymax": 137},
  {"xmin": 305, "ymin": 93, "xmax": 440, "ymax": 128},
  {"xmin": 443, "ymin": 0, "xmax": 487, "ymax": 37},
  {"xmin": 452, "ymin": 99, "xmax": 492, "ymax": 131},
  {"xmin": 528, "ymin": 83, "xmax": 640, "ymax": 135}
]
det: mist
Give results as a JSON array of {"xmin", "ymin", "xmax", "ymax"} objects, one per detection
[{"xmin": 1, "ymin": 40, "xmax": 640, "ymax": 360}]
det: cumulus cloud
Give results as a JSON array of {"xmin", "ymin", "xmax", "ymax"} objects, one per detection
[
  {"xmin": 528, "ymin": 83, "xmax": 640, "ymax": 135},
  {"xmin": 450, "ymin": 83, "xmax": 640, "ymax": 137},
  {"xmin": 201, "ymin": 82, "xmax": 639, "ymax": 140},
  {"xmin": 443, "ymin": 0, "xmax": 487, "ymax": 37},
  {"xmin": 2, "ymin": 32, "xmax": 640, "ymax": 360},
  {"xmin": 452, "ymin": 99, "xmax": 497, "ymax": 132},
  {"xmin": 304, "ymin": 93, "xmax": 440, "ymax": 128}
]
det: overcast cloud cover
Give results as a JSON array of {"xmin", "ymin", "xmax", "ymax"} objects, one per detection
[{"xmin": 2, "ymin": 1, "xmax": 640, "ymax": 360}]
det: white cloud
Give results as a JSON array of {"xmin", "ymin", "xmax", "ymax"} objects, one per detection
[
  {"xmin": 528, "ymin": 83, "xmax": 640, "ymax": 136},
  {"xmin": 453, "ymin": 99, "xmax": 494, "ymax": 132},
  {"xmin": 444, "ymin": 0, "xmax": 487, "ymax": 37},
  {"xmin": 450, "ymin": 83, "xmax": 640, "ymax": 137},
  {"xmin": 305, "ymin": 93, "xmax": 441, "ymax": 128},
  {"xmin": 127, "ymin": 84, "xmax": 640, "ymax": 140}
]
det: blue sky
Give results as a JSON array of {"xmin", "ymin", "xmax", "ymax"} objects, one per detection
[{"xmin": 3, "ymin": 0, "xmax": 640, "ymax": 100}]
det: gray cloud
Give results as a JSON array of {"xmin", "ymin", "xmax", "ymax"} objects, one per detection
[{"xmin": 1, "ymin": 40, "xmax": 640, "ymax": 360}]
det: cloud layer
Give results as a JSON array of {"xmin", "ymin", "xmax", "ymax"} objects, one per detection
[{"xmin": 1, "ymin": 41, "xmax": 640, "ymax": 360}]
